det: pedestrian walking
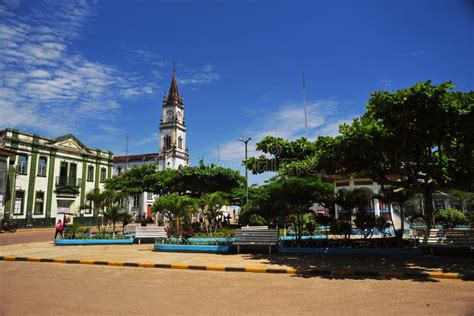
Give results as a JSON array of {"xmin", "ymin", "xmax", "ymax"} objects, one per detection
[{"xmin": 54, "ymin": 219, "xmax": 64, "ymax": 239}]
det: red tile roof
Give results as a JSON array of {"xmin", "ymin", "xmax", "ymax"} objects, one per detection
[{"xmin": 114, "ymin": 153, "xmax": 161, "ymax": 162}]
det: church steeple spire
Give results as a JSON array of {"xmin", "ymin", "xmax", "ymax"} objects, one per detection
[{"xmin": 166, "ymin": 62, "xmax": 181, "ymax": 104}]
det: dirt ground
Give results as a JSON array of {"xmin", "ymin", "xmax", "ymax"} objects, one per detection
[{"xmin": 1, "ymin": 261, "xmax": 473, "ymax": 316}]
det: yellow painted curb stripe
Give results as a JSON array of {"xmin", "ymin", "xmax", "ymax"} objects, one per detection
[
  {"xmin": 171, "ymin": 264, "xmax": 189, "ymax": 270},
  {"xmin": 0, "ymin": 256, "xmax": 468, "ymax": 280},
  {"xmin": 426, "ymin": 272, "xmax": 460, "ymax": 279},
  {"xmin": 26, "ymin": 257, "xmax": 41, "ymax": 262},
  {"xmin": 206, "ymin": 266, "xmax": 226, "ymax": 271},
  {"xmin": 138, "ymin": 262, "xmax": 155, "ymax": 268},
  {"xmin": 245, "ymin": 267, "xmax": 267, "ymax": 273}
]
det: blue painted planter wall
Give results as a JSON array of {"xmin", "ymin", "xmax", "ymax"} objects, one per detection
[
  {"xmin": 278, "ymin": 246, "xmax": 423, "ymax": 256},
  {"xmin": 55, "ymin": 238, "xmax": 134, "ymax": 245},
  {"xmin": 154, "ymin": 244, "xmax": 230, "ymax": 253}
]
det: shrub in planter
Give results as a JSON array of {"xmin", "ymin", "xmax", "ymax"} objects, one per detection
[{"xmin": 436, "ymin": 208, "xmax": 468, "ymax": 229}]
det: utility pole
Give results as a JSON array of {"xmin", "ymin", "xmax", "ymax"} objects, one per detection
[{"xmin": 238, "ymin": 137, "xmax": 251, "ymax": 203}]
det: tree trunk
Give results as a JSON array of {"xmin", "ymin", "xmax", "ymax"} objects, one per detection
[
  {"xmin": 400, "ymin": 204, "xmax": 405, "ymax": 241},
  {"xmin": 423, "ymin": 189, "xmax": 435, "ymax": 243}
]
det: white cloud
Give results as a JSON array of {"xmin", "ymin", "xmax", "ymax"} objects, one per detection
[
  {"xmin": 411, "ymin": 50, "xmax": 424, "ymax": 56},
  {"xmin": 381, "ymin": 78, "xmax": 393, "ymax": 87},
  {"xmin": 213, "ymin": 99, "xmax": 356, "ymax": 184},
  {"xmin": 0, "ymin": 0, "xmax": 154, "ymax": 135},
  {"xmin": 132, "ymin": 132, "xmax": 159, "ymax": 147},
  {"xmin": 179, "ymin": 64, "xmax": 220, "ymax": 85}
]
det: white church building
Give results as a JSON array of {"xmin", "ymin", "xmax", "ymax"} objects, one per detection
[{"xmin": 113, "ymin": 70, "xmax": 189, "ymax": 220}]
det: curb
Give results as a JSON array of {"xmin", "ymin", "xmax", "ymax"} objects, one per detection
[{"xmin": 1, "ymin": 255, "xmax": 472, "ymax": 280}]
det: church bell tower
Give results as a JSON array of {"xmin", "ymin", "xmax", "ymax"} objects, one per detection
[{"xmin": 159, "ymin": 67, "xmax": 189, "ymax": 169}]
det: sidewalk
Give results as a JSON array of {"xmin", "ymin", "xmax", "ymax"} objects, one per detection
[{"xmin": 1, "ymin": 241, "xmax": 473, "ymax": 280}]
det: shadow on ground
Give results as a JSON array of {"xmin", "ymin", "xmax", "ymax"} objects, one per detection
[{"xmin": 240, "ymin": 250, "xmax": 474, "ymax": 282}]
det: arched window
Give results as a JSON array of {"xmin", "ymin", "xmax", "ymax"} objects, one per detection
[
  {"xmin": 177, "ymin": 111, "xmax": 182, "ymax": 123},
  {"xmin": 178, "ymin": 136, "xmax": 183, "ymax": 149}
]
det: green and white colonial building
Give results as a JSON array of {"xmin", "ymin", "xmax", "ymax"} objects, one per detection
[{"xmin": 0, "ymin": 128, "xmax": 113, "ymax": 227}]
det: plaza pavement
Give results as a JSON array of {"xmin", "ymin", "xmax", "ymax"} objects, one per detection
[
  {"xmin": 2, "ymin": 261, "xmax": 474, "ymax": 315},
  {"xmin": 0, "ymin": 241, "xmax": 473, "ymax": 280}
]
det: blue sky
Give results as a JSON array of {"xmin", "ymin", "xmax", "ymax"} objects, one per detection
[{"xmin": 0, "ymin": 0, "xmax": 473, "ymax": 185}]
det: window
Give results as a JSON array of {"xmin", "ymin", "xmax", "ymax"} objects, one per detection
[
  {"xmin": 18, "ymin": 155, "xmax": 28, "ymax": 175},
  {"xmin": 85, "ymin": 200, "xmax": 92, "ymax": 214},
  {"xmin": 69, "ymin": 163, "xmax": 77, "ymax": 185},
  {"xmin": 13, "ymin": 191, "xmax": 24, "ymax": 215},
  {"xmin": 59, "ymin": 161, "xmax": 68, "ymax": 185},
  {"xmin": 87, "ymin": 165, "xmax": 94, "ymax": 182},
  {"xmin": 178, "ymin": 136, "xmax": 183, "ymax": 149},
  {"xmin": 117, "ymin": 166, "xmax": 122, "ymax": 175},
  {"xmin": 34, "ymin": 191, "xmax": 44, "ymax": 215},
  {"xmin": 133, "ymin": 193, "xmax": 140, "ymax": 207},
  {"xmin": 37, "ymin": 157, "xmax": 47, "ymax": 177},
  {"xmin": 146, "ymin": 192, "xmax": 153, "ymax": 200},
  {"xmin": 100, "ymin": 167, "xmax": 107, "ymax": 183},
  {"xmin": 164, "ymin": 135, "xmax": 171, "ymax": 148}
]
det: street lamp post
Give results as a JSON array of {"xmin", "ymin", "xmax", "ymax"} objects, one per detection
[{"xmin": 238, "ymin": 137, "xmax": 251, "ymax": 203}]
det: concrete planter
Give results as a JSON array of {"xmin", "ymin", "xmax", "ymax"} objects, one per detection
[
  {"xmin": 278, "ymin": 246, "xmax": 423, "ymax": 256},
  {"xmin": 55, "ymin": 238, "xmax": 134, "ymax": 246},
  {"xmin": 154, "ymin": 244, "xmax": 230, "ymax": 253}
]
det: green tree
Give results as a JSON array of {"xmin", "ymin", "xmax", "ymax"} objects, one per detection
[
  {"xmin": 103, "ymin": 204, "xmax": 125, "ymax": 236},
  {"xmin": 198, "ymin": 192, "xmax": 229, "ymax": 237},
  {"xmin": 268, "ymin": 177, "xmax": 332, "ymax": 240},
  {"xmin": 106, "ymin": 161, "xmax": 244, "ymax": 197},
  {"xmin": 248, "ymin": 81, "xmax": 473, "ymax": 238},
  {"xmin": 152, "ymin": 193, "xmax": 197, "ymax": 236},
  {"xmin": 448, "ymin": 190, "xmax": 474, "ymax": 213}
]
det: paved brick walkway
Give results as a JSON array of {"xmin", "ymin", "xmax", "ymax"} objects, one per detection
[
  {"xmin": 1, "ymin": 261, "xmax": 473, "ymax": 315},
  {"xmin": 1, "ymin": 241, "xmax": 473, "ymax": 277}
]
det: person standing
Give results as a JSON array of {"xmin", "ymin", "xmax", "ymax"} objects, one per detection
[{"xmin": 54, "ymin": 219, "xmax": 63, "ymax": 239}]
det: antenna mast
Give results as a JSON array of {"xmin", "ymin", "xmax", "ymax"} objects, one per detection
[{"xmin": 302, "ymin": 72, "xmax": 308, "ymax": 137}]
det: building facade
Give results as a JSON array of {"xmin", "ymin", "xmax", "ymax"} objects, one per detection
[
  {"xmin": 113, "ymin": 70, "xmax": 189, "ymax": 220},
  {"xmin": 0, "ymin": 129, "xmax": 113, "ymax": 227},
  {"xmin": 327, "ymin": 175, "xmax": 468, "ymax": 229}
]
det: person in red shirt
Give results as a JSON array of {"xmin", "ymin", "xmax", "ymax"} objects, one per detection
[{"xmin": 54, "ymin": 219, "xmax": 64, "ymax": 239}]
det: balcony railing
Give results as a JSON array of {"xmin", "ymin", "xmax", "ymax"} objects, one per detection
[{"xmin": 56, "ymin": 176, "xmax": 81, "ymax": 187}]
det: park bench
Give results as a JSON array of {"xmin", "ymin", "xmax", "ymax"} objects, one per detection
[
  {"xmin": 233, "ymin": 228, "xmax": 279, "ymax": 254},
  {"xmin": 241, "ymin": 225, "xmax": 268, "ymax": 230},
  {"xmin": 445, "ymin": 228, "xmax": 474, "ymax": 248},
  {"xmin": 123, "ymin": 224, "xmax": 137, "ymax": 237},
  {"xmin": 425, "ymin": 228, "xmax": 447, "ymax": 246},
  {"xmin": 134, "ymin": 226, "xmax": 168, "ymax": 244}
]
